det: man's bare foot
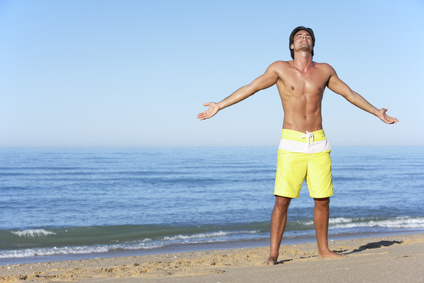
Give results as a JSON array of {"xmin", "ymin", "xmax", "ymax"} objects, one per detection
[
  {"xmin": 318, "ymin": 250, "xmax": 345, "ymax": 259},
  {"xmin": 263, "ymin": 257, "xmax": 278, "ymax": 265}
]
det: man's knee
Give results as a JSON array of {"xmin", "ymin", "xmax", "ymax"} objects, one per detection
[
  {"xmin": 274, "ymin": 196, "xmax": 292, "ymax": 210},
  {"xmin": 314, "ymin": 197, "xmax": 330, "ymax": 208}
]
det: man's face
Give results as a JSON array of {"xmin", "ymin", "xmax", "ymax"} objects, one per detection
[{"xmin": 291, "ymin": 30, "xmax": 313, "ymax": 52}]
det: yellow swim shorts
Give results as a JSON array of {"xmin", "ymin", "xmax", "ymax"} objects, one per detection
[{"xmin": 274, "ymin": 129, "xmax": 334, "ymax": 199}]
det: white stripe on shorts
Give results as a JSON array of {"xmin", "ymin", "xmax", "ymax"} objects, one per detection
[{"xmin": 278, "ymin": 138, "xmax": 331, "ymax": 154}]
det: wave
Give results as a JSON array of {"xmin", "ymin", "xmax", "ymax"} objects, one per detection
[
  {"xmin": 11, "ymin": 229, "xmax": 57, "ymax": 238},
  {"xmin": 329, "ymin": 216, "xmax": 424, "ymax": 229},
  {"xmin": 1, "ymin": 216, "xmax": 424, "ymax": 259},
  {"xmin": 0, "ymin": 226, "xmax": 265, "ymax": 259},
  {"xmin": 296, "ymin": 217, "xmax": 424, "ymax": 230},
  {"xmin": 163, "ymin": 230, "xmax": 259, "ymax": 241},
  {"xmin": 0, "ymin": 223, "xmax": 268, "ymax": 251}
]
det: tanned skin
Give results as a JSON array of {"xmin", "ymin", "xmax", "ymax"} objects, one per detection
[{"xmin": 197, "ymin": 29, "xmax": 398, "ymax": 265}]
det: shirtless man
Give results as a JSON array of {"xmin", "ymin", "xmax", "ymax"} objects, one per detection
[{"xmin": 197, "ymin": 26, "xmax": 398, "ymax": 265}]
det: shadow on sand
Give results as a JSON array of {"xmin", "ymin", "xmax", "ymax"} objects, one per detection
[
  {"xmin": 275, "ymin": 240, "xmax": 403, "ymax": 264},
  {"xmin": 344, "ymin": 240, "xmax": 403, "ymax": 255}
]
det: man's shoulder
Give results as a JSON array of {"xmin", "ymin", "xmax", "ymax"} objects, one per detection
[
  {"xmin": 313, "ymin": 62, "xmax": 337, "ymax": 76},
  {"xmin": 270, "ymin": 60, "xmax": 291, "ymax": 66},
  {"xmin": 314, "ymin": 61, "xmax": 334, "ymax": 70},
  {"xmin": 267, "ymin": 60, "xmax": 291, "ymax": 71}
]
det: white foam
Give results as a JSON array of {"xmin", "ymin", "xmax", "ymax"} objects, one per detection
[
  {"xmin": 163, "ymin": 231, "xmax": 228, "ymax": 241},
  {"xmin": 329, "ymin": 217, "xmax": 354, "ymax": 224},
  {"xmin": 330, "ymin": 217, "xmax": 424, "ymax": 229},
  {"xmin": 0, "ymin": 246, "xmax": 108, "ymax": 258},
  {"xmin": 0, "ymin": 242, "xmax": 166, "ymax": 259},
  {"xmin": 11, "ymin": 229, "xmax": 56, "ymax": 238},
  {"xmin": 299, "ymin": 217, "xmax": 353, "ymax": 227},
  {"xmin": 370, "ymin": 217, "xmax": 424, "ymax": 229},
  {"xmin": 163, "ymin": 230, "xmax": 258, "ymax": 241}
]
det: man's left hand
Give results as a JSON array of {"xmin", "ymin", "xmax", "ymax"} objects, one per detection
[{"xmin": 377, "ymin": 108, "xmax": 399, "ymax": 124}]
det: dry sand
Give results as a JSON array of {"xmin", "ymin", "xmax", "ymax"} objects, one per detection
[{"xmin": 1, "ymin": 233, "xmax": 423, "ymax": 282}]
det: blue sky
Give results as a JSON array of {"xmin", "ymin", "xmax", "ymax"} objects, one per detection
[{"xmin": 1, "ymin": 0, "xmax": 423, "ymax": 147}]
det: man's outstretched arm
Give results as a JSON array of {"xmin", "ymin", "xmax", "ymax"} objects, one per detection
[
  {"xmin": 197, "ymin": 63, "xmax": 280, "ymax": 120},
  {"xmin": 327, "ymin": 66, "xmax": 399, "ymax": 124}
]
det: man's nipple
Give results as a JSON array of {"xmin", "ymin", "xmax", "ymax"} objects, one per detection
[{"xmin": 291, "ymin": 86, "xmax": 295, "ymax": 90}]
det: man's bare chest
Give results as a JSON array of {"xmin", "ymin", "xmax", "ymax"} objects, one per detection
[{"xmin": 278, "ymin": 68, "xmax": 329, "ymax": 93}]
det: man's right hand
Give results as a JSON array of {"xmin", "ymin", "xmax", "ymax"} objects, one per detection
[
  {"xmin": 197, "ymin": 102, "xmax": 220, "ymax": 120},
  {"xmin": 377, "ymin": 108, "xmax": 399, "ymax": 124}
]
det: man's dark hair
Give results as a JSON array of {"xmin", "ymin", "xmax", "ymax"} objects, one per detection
[{"xmin": 289, "ymin": 26, "xmax": 315, "ymax": 59}]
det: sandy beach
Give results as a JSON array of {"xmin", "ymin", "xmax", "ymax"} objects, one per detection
[{"xmin": 1, "ymin": 233, "xmax": 423, "ymax": 282}]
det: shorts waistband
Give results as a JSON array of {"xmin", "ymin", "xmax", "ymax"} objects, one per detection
[{"xmin": 281, "ymin": 129, "xmax": 327, "ymax": 144}]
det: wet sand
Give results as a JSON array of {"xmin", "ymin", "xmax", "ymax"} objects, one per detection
[{"xmin": 1, "ymin": 233, "xmax": 423, "ymax": 282}]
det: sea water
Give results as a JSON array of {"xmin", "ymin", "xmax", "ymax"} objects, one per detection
[{"xmin": 1, "ymin": 146, "xmax": 423, "ymax": 264}]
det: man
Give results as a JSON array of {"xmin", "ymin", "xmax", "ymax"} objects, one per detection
[{"xmin": 197, "ymin": 26, "xmax": 398, "ymax": 265}]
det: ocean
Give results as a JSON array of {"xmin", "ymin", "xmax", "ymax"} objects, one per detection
[{"xmin": 1, "ymin": 146, "xmax": 423, "ymax": 265}]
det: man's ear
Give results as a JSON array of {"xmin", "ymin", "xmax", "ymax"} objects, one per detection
[{"xmin": 290, "ymin": 43, "xmax": 294, "ymax": 50}]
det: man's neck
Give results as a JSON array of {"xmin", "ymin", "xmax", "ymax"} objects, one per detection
[{"xmin": 292, "ymin": 52, "xmax": 313, "ymax": 72}]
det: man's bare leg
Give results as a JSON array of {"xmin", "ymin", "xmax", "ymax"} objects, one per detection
[
  {"xmin": 266, "ymin": 196, "xmax": 292, "ymax": 265},
  {"xmin": 313, "ymin": 197, "xmax": 343, "ymax": 258}
]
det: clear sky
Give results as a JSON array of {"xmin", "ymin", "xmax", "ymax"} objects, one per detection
[{"xmin": 1, "ymin": 0, "xmax": 423, "ymax": 147}]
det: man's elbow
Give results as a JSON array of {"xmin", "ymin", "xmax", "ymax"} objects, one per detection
[
  {"xmin": 342, "ymin": 90, "xmax": 357, "ymax": 102},
  {"xmin": 245, "ymin": 83, "xmax": 261, "ymax": 95}
]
